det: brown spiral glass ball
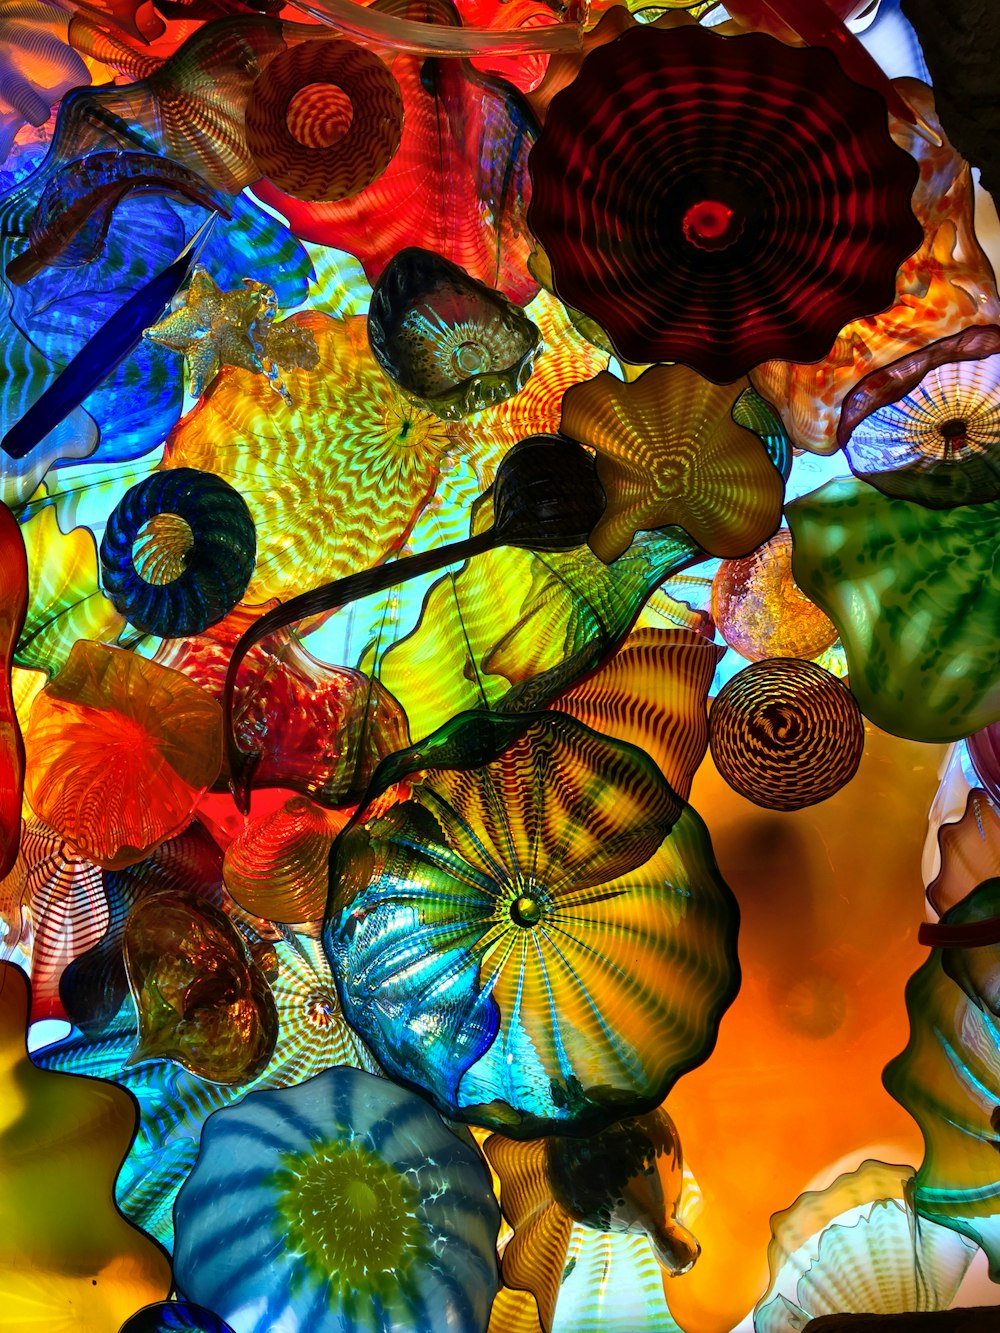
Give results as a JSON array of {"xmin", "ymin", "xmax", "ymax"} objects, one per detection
[{"xmin": 709, "ymin": 658, "xmax": 864, "ymax": 811}]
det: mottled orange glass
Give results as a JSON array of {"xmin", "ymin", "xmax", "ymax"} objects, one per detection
[
  {"xmin": 712, "ymin": 530, "xmax": 838, "ymax": 663},
  {"xmin": 751, "ymin": 81, "xmax": 1000, "ymax": 454}
]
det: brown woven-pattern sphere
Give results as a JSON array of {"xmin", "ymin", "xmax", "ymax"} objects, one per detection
[
  {"xmin": 245, "ymin": 40, "xmax": 403, "ymax": 202},
  {"xmin": 709, "ymin": 658, "xmax": 864, "ymax": 811}
]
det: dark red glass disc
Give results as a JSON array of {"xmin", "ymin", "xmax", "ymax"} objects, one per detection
[{"xmin": 527, "ymin": 24, "xmax": 923, "ymax": 380}]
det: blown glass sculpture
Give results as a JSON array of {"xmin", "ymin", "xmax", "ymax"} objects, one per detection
[
  {"xmin": 0, "ymin": 960, "xmax": 171, "ymax": 1328},
  {"xmin": 324, "ymin": 709, "xmax": 740, "ymax": 1137},
  {"xmin": 837, "ymin": 323, "xmax": 1000, "ymax": 507},
  {"xmin": 3, "ymin": 2, "xmax": 1000, "ymax": 1329},
  {"xmin": 787, "ymin": 478, "xmax": 1000, "ymax": 742},
  {"xmin": 527, "ymin": 21, "xmax": 922, "ymax": 377},
  {"xmin": 145, "ymin": 266, "xmax": 320, "ymax": 403},
  {"xmin": 172, "ymin": 1066, "xmax": 501, "ymax": 1332},
  {"xmin": 368, "ymin": 247, "xmax": 541, "ymax": 419},
  {"xmin": 711, "ymin": 530, "xmax": 838, "ymax": 664},
  {"xmin": 100, "ymin": 468, "xmax": 257, "ymax": 638},
  {"xmin": 708, "ymin": 658, "xmax": 865, "ymax": 812},
  {"xmin": 22, "ymin": 641, "xmax": 223, "ymax": 868},
  {"xmin": 755, "ymin": 1159, "xmax": 975, "ymax": 1331},
  {"xmin": 60, "ymin": 820, "xmax": 224, "ymax": 1038},
  {"xmin": 123, "ymin": 889, "xmax": 278, "ymax": 1084},
  {"xmin": 559, "ymin": 364, "xmax": 784, "ymax": 564},
  {"xmin": 485, "ymin": 1108, "xmax": 699, "ymax": 1331},
  {"xmin": 884, "ymin": 878, "xmax": 1000, "ymax": 1276},
  {"xmin": 244, "ymin": 40, "xmax": 404, "ymax": 203}
]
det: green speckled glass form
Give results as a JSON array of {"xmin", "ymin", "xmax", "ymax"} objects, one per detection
[
  {"xmin": 884, "ymin": 879, "xmax": 1000, "ymax": 1278},
  {"xmin": 787, "ymin": 478, "xmax": 1000, "ymax": 743}
]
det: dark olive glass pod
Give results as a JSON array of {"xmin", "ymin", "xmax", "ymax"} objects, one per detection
[
  {"xmin": 368, "ymin": 247, "xmax": 541, "ymax": 419},
  {"xmin": 491, "ymin": 433, "xmax": 606, "ymax": 551}
]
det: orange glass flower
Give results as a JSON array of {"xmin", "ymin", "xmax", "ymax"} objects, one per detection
[
  {"xmin": 560, "ymin": 365, "xmax": 784, "ymax": 564},
  {"xmin": 23, "ymin": 642, "xmax": 222, "ymax": 869},
  {"xmin": 711, "ymin": 529, "xmax": 838, "ymax": 663}
]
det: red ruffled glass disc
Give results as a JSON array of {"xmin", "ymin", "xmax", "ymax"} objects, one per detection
[
  {"xmin": 254, "ymin": 0, "xmax": 538, "ymax": 305},
  {"xmin": 527, "ymin": 24, "xmax": 923, "ymax": 380}
]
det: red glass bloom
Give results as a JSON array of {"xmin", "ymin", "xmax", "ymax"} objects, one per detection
[
  {"xmin": 254, "ymin": 0, "xmax": 538, "ymax": 305},
  {"xmin": 527, "ymin": 24, "xmax": 923, "ymax": 380}
]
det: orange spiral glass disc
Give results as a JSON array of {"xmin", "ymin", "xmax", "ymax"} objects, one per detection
[
  {"xmin": 709, "ymin": 658, "xmax": 864, "ymax": 811},
  {"xmin": 245, "ymin": 40, "xmax": 403, "ymax": 202}
]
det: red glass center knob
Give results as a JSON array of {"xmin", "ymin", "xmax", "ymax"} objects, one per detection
[{"xmin": 682, "ymin": 199, "xmax": 741, "ymax": 251}]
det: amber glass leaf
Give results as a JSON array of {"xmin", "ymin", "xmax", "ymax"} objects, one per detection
[
  {"xmin": 553, "ymin": 628, "xmax": 723, "ymax": 802},
  {"xmin": 928, "ymin": 789, "xmax": 1000, "ymax": 918},
  {"xmin": 0, "ymin": 962, "xmax": 170, "ymax": 1330},
  {"xmin": 223, "ymin": 796, "xmax": 350, "ymax": 924},
  {"xmin": 560, "ymin": 365, "xmax": 784, "ymax": 564}
]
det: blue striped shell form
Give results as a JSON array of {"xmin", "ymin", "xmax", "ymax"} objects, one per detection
[
  {"xmin": 100, "ymin": 467, "xmax": 256, "ymax": 638},
  {"xmin": 172, "ymin": 1066, "xmax": 501, "ymax": 1333}
]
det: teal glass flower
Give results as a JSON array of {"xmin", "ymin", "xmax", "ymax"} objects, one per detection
[
  {"xmin": 172, "ymin": 1066, "xmax": 500, "ymax": 1333},
  {"xmin": 325, "ymin": 709, "xmax": 740, "ymax": 1137}
]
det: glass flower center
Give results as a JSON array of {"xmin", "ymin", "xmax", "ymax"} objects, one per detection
[
  {"xmin": 286, "ymin": 82, "xmax": 354, "ymax": 148},
  {"xmin": 132, "ymin": 512, "xmax": 194, "ymax": 586},
  {"xmin": 451, "ymin": 340, "xmax": 490, "ymax": 377},
  {"xmin": 272, "ymin": 1139, "xmax": 422, "ymax": 1289},
  {"xmin": 510, "ymin": 894, "xmax": 543, "ymax": 927},
  {"xmin": 306, "ymin": 992, "xmax": 335, "ymax": 1027},
  {"xmin": 938, "ymin": 417, "xmax": 968, "ymax": 440},
  {"xmin": 682, "ymin": 199, "xmax": 740, "ymax": 252}
]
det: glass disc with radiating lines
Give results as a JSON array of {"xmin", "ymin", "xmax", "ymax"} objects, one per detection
[{"xmin": 324, "ymin": 709, "xmax": 740, "ymax": 1138}]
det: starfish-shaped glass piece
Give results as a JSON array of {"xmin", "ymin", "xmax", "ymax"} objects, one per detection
[{"xmin": 145, "ymin": 265, "xmax": 318, "ymax": 403}]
